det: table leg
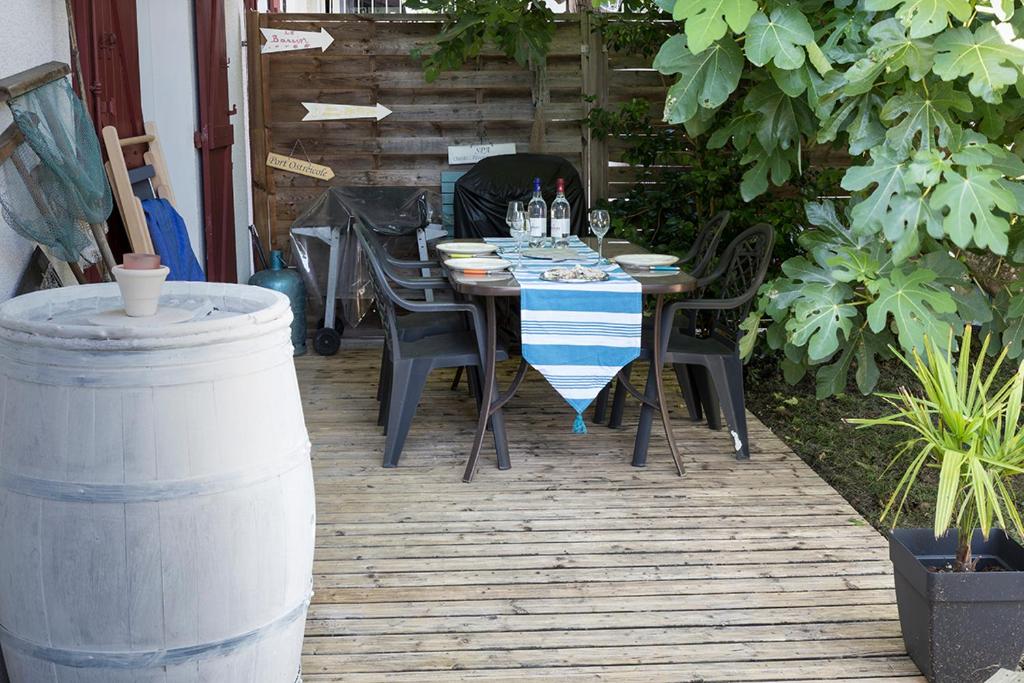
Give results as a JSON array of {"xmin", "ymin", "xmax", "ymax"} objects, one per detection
[
  {"xmin": 463, "ymin": 297, "xmax": 499, "ymax": 483},
  {"xmin": 652, "ymin": 294, "xmax": 685, "ymax": 477}
]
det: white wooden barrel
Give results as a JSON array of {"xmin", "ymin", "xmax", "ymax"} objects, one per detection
[{"xmin": 0, "ymin": 283, "xmax": 315, "ymax": 683}]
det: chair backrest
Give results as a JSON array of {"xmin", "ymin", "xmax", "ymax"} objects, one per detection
[
  {"xmin": 699, "ymin": 223, "xmax": 774, "ymax": 345},
  {"xmin": 353, "ymin": 224, "xmax": 404, "ymax": 353},
  {"xmin": 685, "ymin": 211, "xmax": 730, "ymax": 278}
]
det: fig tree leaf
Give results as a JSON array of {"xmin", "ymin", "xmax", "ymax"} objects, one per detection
[
  {"xmin": 866, "ymin": 268, "xmax": 958, "ymax": 352},
  {"xmin": 864, "ymin": 0, "xmax": 971, "ymax": 40},
  {"xmin": 929, "ymin": 168, "xmax": 1018, "ymax": 254},
  {"xmin": 933, "ymin": 23, "xmax": 1024, "ymax": 104},
  {"xmin": 769, "ymin": 64, "xmax": 807, "ymax": 97},
  {"xmin": 656, "ymin": 35, "xmax": 744, "ymax": 123},
  {"xmin": 745, "ymin": 81, "xmax": 808, "ymax": 151},
  {"xmin": 745, "ymin": 7, "xmax": 815, "ymax": 70},
  {"xmin": 806, "ymin": 41, "xmax": 834, "ymax": 75},
  {"xmin": 879, "ymin": 82, "xmax": 971, "ymax": 155},
  {"xmin": 673, "ymin": 0, "xmax": 758, "ymax": 54},
  {"xmin": 866, "ymin": 18, "xmax": 936, "ymax": 80},
  {"xmin": 815, "ymin": 339, "xmax": 855, "ymax": 397},
  {"xmin": 786, "ymin": 283, "xmax": 859, "ymax": 361},
  {"xmin": 841, "ymin": 146, "xmax": 911, "ymax": 234},
  {"xmin": 827, "ymin": 246, "xmax": 881, "ymax": 283},
  {"xmin": 854, "ymin": 330, "xmax": 885, "ymax": 394}
]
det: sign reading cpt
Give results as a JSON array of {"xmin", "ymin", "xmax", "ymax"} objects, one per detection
[
  {"xmin": 266, "ymin": 153, "xmax": 335, "ymax": 180},
  {"xmin": 447, "ymin": 143, "xmax": 517, "ymax": 165}
]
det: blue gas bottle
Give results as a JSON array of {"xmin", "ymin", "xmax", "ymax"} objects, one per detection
[{"xmin": 249, "ymin": 250, "xmax": 307, "ymax": 356}]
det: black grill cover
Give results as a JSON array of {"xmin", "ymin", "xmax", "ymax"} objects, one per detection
[
  {"xmin": 291, "ymin": 186, "xmax": 440, "ymax": 236},
  {"xmin": 453, "ymin": 154, "xmax": 586, "ymax": 238}
]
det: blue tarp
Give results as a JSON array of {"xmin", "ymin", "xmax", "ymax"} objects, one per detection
[{"xmin": 141, "ymin": 198, "xmax": 205, "ymax": 281}]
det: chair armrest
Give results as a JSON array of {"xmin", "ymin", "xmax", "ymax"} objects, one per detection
[
  {"xmin": 384, "ymin": 255, "xmax": 441, "ymax": 269},
  {"xmin": 392, "ymin": 297, "xmax": 488, "ymax": 348},
  {"xmin": 388, "ymin": 272, "xmax": 452, "ymax": 290}
]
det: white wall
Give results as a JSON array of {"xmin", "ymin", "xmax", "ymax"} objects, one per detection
[
  {"xmin": 229, "ymin": 0, "xmax": 255, "ymax": 282},
  {"xmin": 0, "ymin": 0, "xmax": 71, "ymax": 301},
  {"xmin": 136, "ymin": 0, "xmax": 206, "ymax": 269}
]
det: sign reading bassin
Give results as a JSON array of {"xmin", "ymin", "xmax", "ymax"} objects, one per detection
[{"xmin": 260, "ymin": 28, "xmax": 334, "ymax": 54}]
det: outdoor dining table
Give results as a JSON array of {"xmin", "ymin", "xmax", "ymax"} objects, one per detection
[{"xmin": 443, "ymin": 237, "xmax": 697, "ymax": 482}]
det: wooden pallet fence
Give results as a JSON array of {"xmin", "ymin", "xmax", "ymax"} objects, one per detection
[{"xmin": 247, "ymin": 12, "xmax": 592, "ymax": 251}]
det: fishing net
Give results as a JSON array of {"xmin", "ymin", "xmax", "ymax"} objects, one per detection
[
  {"xmin": 8, "ymin": 78, "xmax": 112, "ymax": 225},
  {"xmin": 0, "ymin": 138, "xmax": 93, "ymax": 264}
]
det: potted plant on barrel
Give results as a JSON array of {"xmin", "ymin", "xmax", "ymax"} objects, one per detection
[{"xmin": 851, "ymin": 326, "xmax": 1024, "ymax": 683}]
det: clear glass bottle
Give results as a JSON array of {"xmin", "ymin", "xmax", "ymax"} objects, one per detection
[
  {"xmin": 550, "ymin": 178, "xmax": 570, "ymax": 248},
  {"xmin": 527, "ymin": 177, "xmax": 547, "ymax": 248}
]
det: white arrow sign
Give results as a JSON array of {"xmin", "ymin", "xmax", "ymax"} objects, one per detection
[
  {"xmin": 301, "ymin": 102, "xmax": 392, "ymax": 122},
  {"xmin": 260, "ymin": 27, "xmax": 334, "ymax": 54}
]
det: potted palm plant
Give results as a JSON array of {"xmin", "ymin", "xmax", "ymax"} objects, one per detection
[{"xmin": 851, "ymin": 326, "xmax": 1024, "ymax": 683}]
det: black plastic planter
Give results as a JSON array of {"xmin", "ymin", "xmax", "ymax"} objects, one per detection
[{"xmin": 889, "ymin": 528, "xmax": 1024, "ymax": 683}]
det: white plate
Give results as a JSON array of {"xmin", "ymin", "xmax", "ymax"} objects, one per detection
[
  {"xmin": 444, "ymin": 257, "xmax": 512, "ymax": 272},
  {"xmin": 87, "ymin": 307, "xmax": 196, "ymax": 328},
  {"xmin": 435, "ymin": 242, "xmax": 498, "ymax": 257},
  {"xmin": 613, "ymin": 253, "xmax": 679, "ymax": 268},
  {"xmin": 522, "ymin": 247, "xmax": 581, "ymax": 261}
]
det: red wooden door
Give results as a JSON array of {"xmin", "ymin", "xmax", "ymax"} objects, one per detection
[
  {"xmin": 70, "ymin": 0, "xmax": 145, "ymax": 261},
  {"xmin": 194, "ymin": 0, "xmax": 238, "ymax": 283},
  {"xmin": 71, "ymin": 0, "xmax": 145, "ymax": 149}
]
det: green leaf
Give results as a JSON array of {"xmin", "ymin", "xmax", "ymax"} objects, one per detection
[
  {"xmin": 673, "ymin": 0, "xmax": 758, "ymax": 54},
  {"xmin": 827, "ymin": 246, "xmax": 881, "ymax": 283},
  {"xmin": 907, "ymin": 148, "xmax": 952, "ymax": 187},
  {"xmin": 745, "ymin": 80, "xmax": 812, "ymax": 152},
  {"xmin": 933, "ymin": 23, "xmax": 1024, "ymax": 104},
  {"xmin": 846, "ymin": 95, "xmax": 887, "ymax": 155},
  {"xmin": 781, "ymin": 356, "xmax": 809, "ymax": 384},
  {"xmin": 843, "ymin": 57, "xmax": 888, "ymax": 95},
  {"xmin": 786, "ymin": 283, "xmax": 859, "ymax": 361},
  {"xmin": 707, "ymin": 110, "xmax": 758, "ymax": 149},
  {"xmin": 841, "ymin": 146, "xmax": 911, "ymax": 235},
  {"xmin": 806, "ymin": 41, "xmax": 834, "ymax": 76},
  {"xmin": 864, "ymin": 0, "xmax": 971, "ymax": 39},
  {"xmin": 769, "ymin": 64, "xmax": 807, "ymax": 97},
  {"xmin": 804, "ymin": 67, "xmax": 846, "ymax": 118},
  {"xmin": 739, "ymin": 143, "xmax": 795, "ymax": 199},
  {"xmin": 682, "ymin": 103, "xmax": 720, "ymax": 136},
  {"xmin": 866, "ymin": 268, "xmax": 958, "ymax": 352},
  {"xmin": 854, "ymin": 331, "xmax": 886, "ymax": 394},
  {"xmin": 929, "ymin": 168, "xmax": 1018, "ymax": 254},
  {"xmin": 814, "ymin": 324, "xmax": 888, "ymax": 397},
  {"xmin": 997, "ymin": 290, "xmax": 1024, "ymax": 358},
  {"xmin": 879, "ymin": 82, "xmax": 971, "ymax": 155},
  {"xmin": 867, "ymin": 18, "xmax": 936, "ymax": 80},
  {"xmin": 745, "ymin": 7, "xmax": 815, "ymax": 70},
  {"xmin": 739, "ymin": 306, "xmax": 764, "ymax": 359},
  {"xmin": 656, "ymin": 35, "xmax": 744, "ymax": 124},
  {"xmin": 885, "ymin": 191, "xmax": 943, "ymax": 261},
  {"xmin": 816, "ymin": 340, "xmax": 856, "ymax": 397}
]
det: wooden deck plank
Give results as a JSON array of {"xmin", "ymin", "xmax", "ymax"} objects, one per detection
[{"xmin": 297, "ymin": 350, "xmax": 921, "ymax": 682}]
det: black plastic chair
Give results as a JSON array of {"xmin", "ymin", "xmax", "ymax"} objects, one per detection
[
  {"xmin": 593, "ymin": 211, "xmax": 732, "ymax": 426},
  {"xmin": 631, "ymin": 223, "xmax": 774, "ymax": 465},
  {"xmin": 355, "ymin": 226, "xmax": 510, "ymax": 468}
]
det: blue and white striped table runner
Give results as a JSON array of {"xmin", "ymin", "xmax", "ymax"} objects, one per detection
[{"xmin": 484, "ymin": 236, "xmax": 642, "ymax": 432}]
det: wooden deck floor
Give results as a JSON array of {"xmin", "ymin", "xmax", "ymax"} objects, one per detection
[{"xmin": 297, "ymin": 349, "xmax": 923, "ymax": 682}]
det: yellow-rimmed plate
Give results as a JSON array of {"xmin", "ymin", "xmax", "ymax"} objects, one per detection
[{"xmin": 436, "ymin": 242, "xmax": 499, "ymax": 258}]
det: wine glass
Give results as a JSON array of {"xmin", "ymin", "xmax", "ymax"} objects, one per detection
[
  {"xmin": 506, "ymin": 201, "xmax": 526, "ymax": 268},
  {"xmin": 589, "ymin": 209, "xmax": 611, "ymax": 263}
]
